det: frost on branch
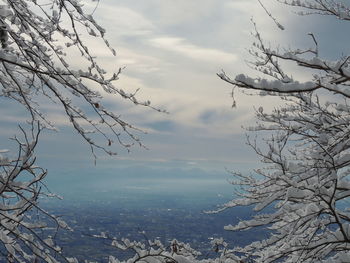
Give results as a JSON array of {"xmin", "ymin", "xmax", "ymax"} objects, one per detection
[
  {"xmin": 0, "ymin": 0, "xmax": 161, "ymax": 157},
  {"xmin": 218, "ymin": 1, "xmax": 350, "ymax": 262}
]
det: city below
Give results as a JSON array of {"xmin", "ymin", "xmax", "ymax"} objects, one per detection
[{"xmin": 42, "ymin": 191, "xmax": 268, "ymax": 262}]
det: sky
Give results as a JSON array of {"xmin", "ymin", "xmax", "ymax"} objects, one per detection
[{"xmin": 1, "ymin": 0, "xmax": 349, "ymax": 199}]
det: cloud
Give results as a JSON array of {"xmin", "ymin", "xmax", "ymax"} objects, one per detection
[
  {"xmin": 104, "ymin": 0, "xmax": 220, "ymax": 27},
  {"xmin": 20, "ymin": 0, "xmax": 299, "ymax": 169},
  {"xmin": 147, "ymin": 120, "xmax": 176, "ymax": 133},
  {"xmin": 86, "ymin": 2, "xmax": 154, "ymax": 36},
  {"xmin": 149, "ymin": 37, "xmax": 237, "ymax": 63},
  {"xmin": 225, "ymin": 0, "xmax": 261, "ymax": 14}
]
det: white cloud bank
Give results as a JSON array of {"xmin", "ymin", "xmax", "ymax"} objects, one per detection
[
  {"xmin": 18, "ymin": 0, "xmax": 324, "ymax": 168},
  {"xmin": 149, "ymin": 37, "xmax": 237, "ymax": 63}
]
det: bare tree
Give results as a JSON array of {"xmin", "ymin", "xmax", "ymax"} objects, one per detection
[
  {"xmin": 0, "ymin": 120, "xmax": 70, "ymax": 262},
  {"xmin": 217, "ymin": 0, "xmax": 350, "ymax": 262},
  {"xmin": 0, "ymin": 0, "xmax": 161, "ymax": 157},
  {"xmin": 0, "ymin": 0, "xmax": 158, "ymax": 261}
]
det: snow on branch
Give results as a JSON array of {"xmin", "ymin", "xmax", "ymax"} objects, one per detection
[
  {"xmin": 0, "ymin": 0, "xmax": 163, "ymax": 158},
  {"xmin": 218, "ymin": 0, "xmax": 350, "ymax": 262},
  {"xmin": 279, "ymin": 0, "xmax": 350, "ymax": 20},
  {"xmin": 0, "ymin": 120, "xmax": 72, "ymax": 262},
  {"xmin": 91, "ymin": 232, "xmax": 242, "ymax": 263}
]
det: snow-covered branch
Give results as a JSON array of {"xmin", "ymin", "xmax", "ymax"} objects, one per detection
[
  {"xmin": 0, "ymin": 120, "xmax": 73, "ymax": 262},
  {"xmin": 218, "ymin": 1, "xmax": 350, "ymax": 262},
  {"xmin": 0, "ymin": 0, "xmax": 162, "ymax": 157}
]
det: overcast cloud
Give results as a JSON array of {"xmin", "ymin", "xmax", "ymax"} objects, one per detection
[{"xmin": 1, "ymin": 0, "xmax": 347, "ymax": 184}]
